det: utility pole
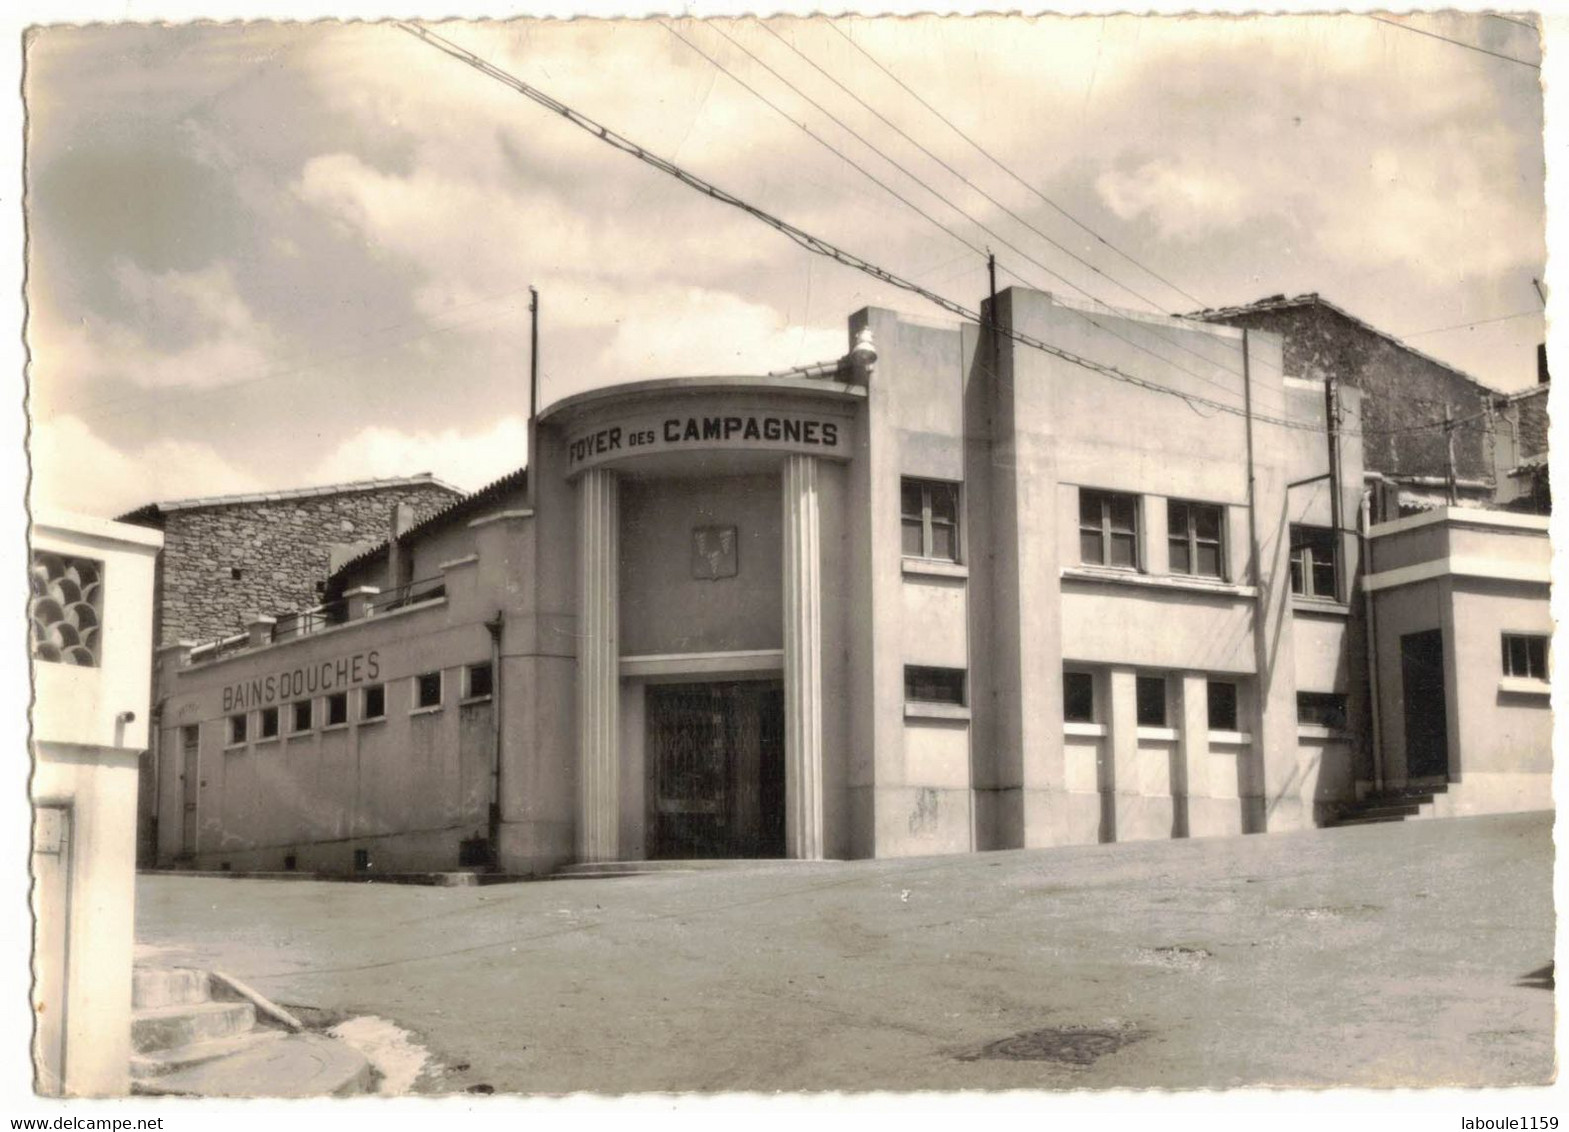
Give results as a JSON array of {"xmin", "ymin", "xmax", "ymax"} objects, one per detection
[
  {"xmin": 1326, "ymin": 374, "xmax": 1344, "ymax": 602},
  {"xmin": 1443, "ymin": 405, "xmax": 1458, "ymax": 505}
]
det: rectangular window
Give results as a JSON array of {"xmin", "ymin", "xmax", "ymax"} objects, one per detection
[
  {"xmin": 291, "ymin": 700, "xmax": 312, "ymax": 733},
  {"xmin": 466, "ymin": 662, "xmax": 494, "ymax": 699},
  {"xmin": 1079, "ymin": 489, "xmax": 1139, "ymax": 568},
  {"xmin": 1501, "ymin": 633, "xmax": 1549, "ymax": 680},
  {"xmin": 228, "ymin": 713, "xmax": 248, "ymax": 745},
  {"xmin": 1297, "ymin": 692, "xmax": 1348, "ymax": 730},
  {"xmin": 900, "ymin": 478, "xmax": 961, "ymax": 562},
  {"xmin": 1289, "ymin": 526, "xmax": 1338, "ymax": 599},
  {"xmin": 1167, "ymin": 500, "xmax": 1224, "ymax": 578},
  {"xmin": 362, "ymin": 683, "xmax": 386, "ymax": 721},
  {"xmin": 904, "ymin": 665, "xmax": 966, "ymax": 705},
  {"xmin": 259, "ymin": 706, "xmax": 279, "ymax": 740},
  {"xmin": 1063, "ymin": 670, "xmax": 1095, "ymax": 723},
  {"xmin": 1136, "ymin": 675, "xmax": 1167, "ymax": 727},
  {"xmin": 326, "ymin": 692, "xmax": 348, "ymax": 726},
  {"xmin": 415, "ymin": 671, "xmax": 443, "ymax": 710},
  {"xmin": 1207, "ymin": 681, "xmax": 1239, "ymax": 732}
]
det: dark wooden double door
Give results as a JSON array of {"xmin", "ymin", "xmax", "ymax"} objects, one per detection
[{"xmin": 647, "ymin": 680, "xmax": 785, "ymax": 859}]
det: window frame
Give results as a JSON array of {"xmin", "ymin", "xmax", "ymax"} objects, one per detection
[
  {"xmin": 1501, "ymin": 633, "xmax": 1549, "ymax": 681},
  {"xmin": 899, "ymin": 477, "xmax": 961, "ymax": 563},
  {"xmin": 1289, "ymin": 524, "xmax": 1339, "ymax": 600},
  {"xmin": 1136, "ymin": 674, "xmax": 1168, "ymax": 727},
  {"xmin": 903, "ymin": 664, "xmax": 967, "ymax": 707},
  {"xmin": 258, "ymin": 705, "xmax": 280, "ymax": 741},
  {"xmin": 1207, "ymin": 680, "xmax": 1240, "ymax": 732},
  {"xmin": 227, "ymin": 712, "xmax": 249, "ymax": 746},
  {"xmin": 465, "ymin": 661, "xmax": 494, "ymax": 701},
  {"xmin": 325, "ymin": 691, "xmax": 349, "ymax": 727},
  {"xmin": 1078, "ymin": 489, "xmax": 1140, "ymax": 569},
  {"xmin": 413, "ymin": 670, "xmax": 444, "ymax": 712},
  {"xmin": 1296, "ymin": 691, "xmax": 1348, "ymax": 731},
  {"xmin": 361, "ymin": 683, "xmax": 386, "ymax": 722},
  {"xmin": 1167, "ymin": 499, "xmax": 1225, "ymax": 579},
  {"xmin": 1063, "ymin": 670, "xmax": 1096, "ymax": 724},
  {"xmin": 290, "ymin": 699, "xmax": 313, "ymax": 734}
]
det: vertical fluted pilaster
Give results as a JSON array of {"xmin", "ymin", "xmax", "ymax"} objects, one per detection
[
  {"xmin": 576, "ymin": 468, "xmax": 620, "ymax": 862},
  {"xmin": 782, "ymin": 454, "xmax": 825, "ymax": 859}
]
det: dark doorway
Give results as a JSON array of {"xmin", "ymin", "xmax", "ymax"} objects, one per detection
[
  {"xmin": 1400, "ymin": 629, "xmax": 1450, "ymax": 779},
  {"xmin": 646, "ymin": 680, "xmax": 785, "ymax": 859}
]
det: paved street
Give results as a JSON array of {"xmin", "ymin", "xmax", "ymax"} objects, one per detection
[{"xmin": 135, "ymin": 812, "xmax": 1554, "ymax": 1093}]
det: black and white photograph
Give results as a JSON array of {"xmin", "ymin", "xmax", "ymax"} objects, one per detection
[{"xmin": 12, "ymin": 0, "xmax": 1562, "ymax": 1117}]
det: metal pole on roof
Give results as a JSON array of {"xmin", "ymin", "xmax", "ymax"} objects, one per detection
[{"xmin": 528, "ymin": 286, "xmax": 540, "ymax": 511}]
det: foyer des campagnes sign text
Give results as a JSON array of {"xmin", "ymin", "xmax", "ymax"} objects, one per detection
[{"xmin": 565, "ymin": 410, "xmax": 849, "ymax": 473}]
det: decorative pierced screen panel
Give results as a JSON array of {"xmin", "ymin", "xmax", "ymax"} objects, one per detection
[{"xmin": 30, "ymin": 552, "xmax": 104, "ymax": 666}]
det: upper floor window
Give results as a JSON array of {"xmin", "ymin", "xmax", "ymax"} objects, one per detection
[
  {"xmin": 259, "ymin": 706, "xmax": 279, "ymax": 740},
  {"xmin": 1290, "ymin": 526, "xmax": 1338, "ymax": 600},
  {"xmin": 1502, "ymin": 633, "xmax": 1549, "ymax": 680},
  {"xmin": 1079, "ymin": 490, "xmax": 1138, "ymax": 569},
  {"xmin": 362, "ymin": 683, "xmax": 386, "ymax": 721},
  {"xmin": 1168, "ymin": 500, "xmax": 1224, "ymax": 578},
  {"xmin": 228, "ymin": 713, "xmax": 248, "ymax": 746},
  {"xmin": 290, "ymin": 699, "xmax": 313, "ymax": 733},
  {"xmin": 900, "ymin": 478, "xmax": 960, "ymax": 562}
]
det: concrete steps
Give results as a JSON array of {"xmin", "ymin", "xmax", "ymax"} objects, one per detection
[
  {"xmin": 1329, "ymin": 786, "xmax": 1445, "ymax": 828},
  {"xmin": 130, "ymin": 964, "xmax": 372, "ymax": 1097}
]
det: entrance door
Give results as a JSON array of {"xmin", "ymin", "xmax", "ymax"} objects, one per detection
[
  {"xmin": 647, "ymin": 681, "xmax": 785, "ymax": 859},
  {"xmin": 180, "ymin": 726, "xmax": 199, "ymax": 858},
  {"xmin": 31, "ymin": 804, "xmax": 71, "ymax": 1095},
  {"xmin": 1400, "ymin": 629, "xmax": 1450, "ymax": 780}
]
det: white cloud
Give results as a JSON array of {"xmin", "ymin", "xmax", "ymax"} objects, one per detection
[
  {"xmin": 32, "ymin": 261, "xmax": 279, "ymax": 394},
  {"xmin": 1096, "ymin": 161, "xmax": 1252, "ymax": 242},
  {"xmin": 29, "ymin": 414, "xmax": 264, "ymax": 517},
  {"xmin": 307, "ymin": 415, "xmax": 531, "ymax": 493},
  {"xmin": 595, "ymin": 286, "xmax": 846, "ymax": 377}
]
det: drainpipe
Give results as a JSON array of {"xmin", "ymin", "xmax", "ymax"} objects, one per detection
[
  {"xmin": 149, "ymin": 700, "xmax": 164, "ymax": 865},
  {"xmin": 1241, "ymin": 331, "xmax": 1266, "ymax": 834},
  {"xmin": 485, "ymin": 611, "xmax": 505, "ymax": 869},
  {"xmin": 1360, "ymin": 490, "xmax": 1385, "ymax": 795}
]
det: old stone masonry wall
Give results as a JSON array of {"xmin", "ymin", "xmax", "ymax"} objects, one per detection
[{"xmin": 157, "ymin": 483, "xmax": 459, "ymax": 646}]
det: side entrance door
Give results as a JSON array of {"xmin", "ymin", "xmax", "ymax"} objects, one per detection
[
  {"xmin": 180, "ymin": 726, "xmax": 199, "ymax": 858},
  {"xmin": 1400, "ymin": 629, "xmax": 1450, "ymax": 780}
]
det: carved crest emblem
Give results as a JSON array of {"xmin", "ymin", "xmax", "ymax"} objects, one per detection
[{"xmin": 692, "ymin": 525, "xmax": 738, "ymax": 580}]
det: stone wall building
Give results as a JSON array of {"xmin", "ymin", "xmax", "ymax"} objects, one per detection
[
  {"xmin": 1196, "ymin": 294, "xmax": 1507, "ymax": 512},
  {"xmin": 120, "ymin": 475, "xmax": 463, "ymax": 648},
  {"xmin": 1491, "ymin": 383, "xmax": 1549, "ymax": 513}
]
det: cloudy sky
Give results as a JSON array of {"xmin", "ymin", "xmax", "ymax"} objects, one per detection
[{"xmin": 23, "ymin": 13, "xmax": 1548, "ymax": 517}]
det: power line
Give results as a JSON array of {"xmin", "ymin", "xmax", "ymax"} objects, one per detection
[
  {"xmin": 655, "ymin": 23, "xmax": 990, "ymax": 265},
  {"xmin": 748, "ymin": 18, "xmax": 1170, "ymax": 314},
  {"xmin": 1399, "ymin": 308, "xmax": 1543, "ymax": 338},
  {"xmin": 665, "ymin": 20, "xmax": 1112, "ymax": 310},
  {"xmin": 1365, "ymin": 14, "xmax": 1540, "ymax": 70},
  {"xmin": 823, "ymin": 18, "xmax": 1206, "ymax": 310},
  {"xmin": 681, "ymin": 21, "xmax": 1280, "ymax": 415},
  {"xmin": 397, "ymin": 21, "xmax": 1424, "ymax": 439}
]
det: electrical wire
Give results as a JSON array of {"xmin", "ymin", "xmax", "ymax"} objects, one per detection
[
  {"xmin": 823, "ymin": 18, "xmax": 1206, "ymax": 310},
  {"xmin": 1365, "ymin": 14, "xmax": 1541, "ymax": 69},
  {"xmin": 748, "ymin": 17, "xmax": 1170, "ymax": 315},
  {"xmin": 397, "ymin": 21, "xmax": 1481, "ymax": 441},
  {"xmin": 1399, "ymin": 308, "xmax": 1543, "ymax": 338},
  {"xmin": 664, "ymin": 20, "xmax": 1105, "ymax": 309}
]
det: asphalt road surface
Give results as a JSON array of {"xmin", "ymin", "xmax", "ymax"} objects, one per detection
[{"xmin": 136, "ymin": 811, "xmax": 1555, "ymax": 1093}]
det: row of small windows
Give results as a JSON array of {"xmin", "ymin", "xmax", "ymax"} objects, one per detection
[
  {"xmin": 226, "ymin": 663, "xmax": 491, "ymax": 746},
  {"xmin": 1063, "ymin": 670, "xmax": 1348, "ymax": 733},
  {"xmin": 902, "ymin": 477, "xmax": 1339, "ymax": 597}
]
